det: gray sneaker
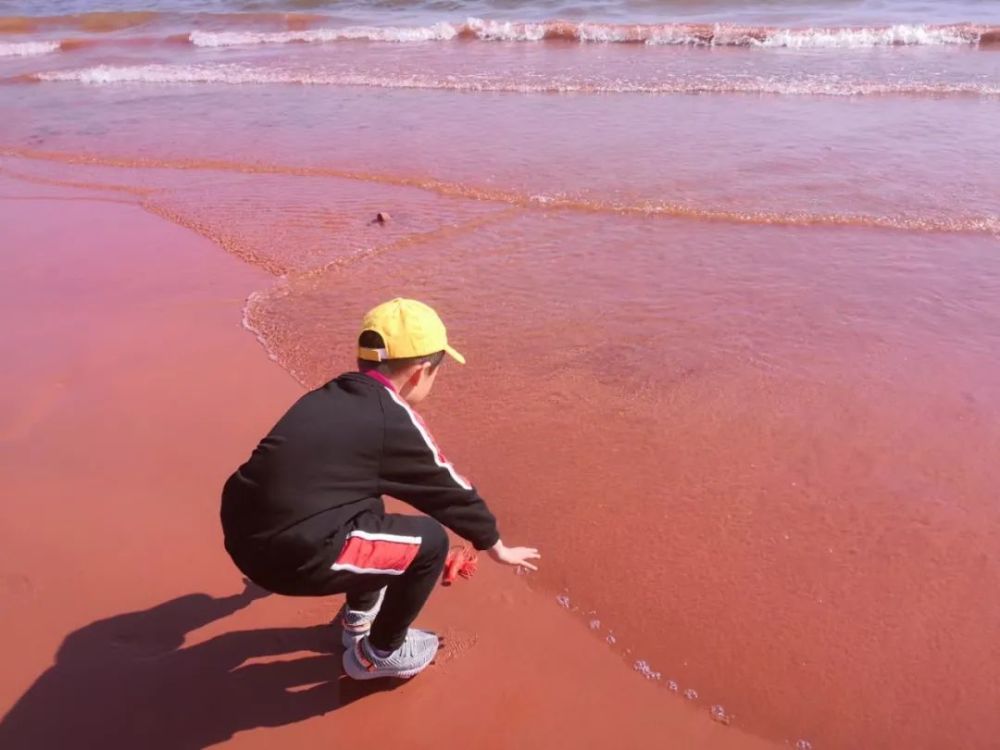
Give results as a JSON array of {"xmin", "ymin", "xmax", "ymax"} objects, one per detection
[
  {"xmin": 342, "ymin": 629, "xmax": 440, "ymax": 680},
  {"xmin": 338, "ymin": 587, "xmax": 386, "ymax": 649}
]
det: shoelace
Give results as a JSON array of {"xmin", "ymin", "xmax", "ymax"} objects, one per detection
[{"xmin": 367, "ymin": 631, "xmax": 435, "ymax": 664}]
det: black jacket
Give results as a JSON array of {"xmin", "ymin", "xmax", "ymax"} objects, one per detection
[{"xmin": 221, "ymin": 372, "xmax": 500, "ymax": 576}]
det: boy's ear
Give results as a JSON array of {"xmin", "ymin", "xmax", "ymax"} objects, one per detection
[{"xmin": 406, "ymin": 362, "xmax": 428, "ymax": 385}]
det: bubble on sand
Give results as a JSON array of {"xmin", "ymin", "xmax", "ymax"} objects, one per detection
[
  {"xmin": 666, "ymin": 680, "xmax": 679, "ymax": 692},
  {"xmin": 633, "ymin": 660, "xmax": 661, "ymax": 680},
  {"xmin": 683, "ymin": 688, "xmax": 699, "ymax": 700},
  {"xmin": 589, "ymin": 619, "xmax": 601, "ymax": 630},
  {"xmin": 710, "ymin": 705, "xmax": 732, "ymax": 725},
  {"xmin": 556, "ymin": 594, "xmax": 571, "ymax": 608},
  {"xmin": 795, "ymin": 741, "xmax": 813, "ymax": 750},
  {"xmin": 606, "ymin": 632, "xmax": 617, "ymax": 645}
]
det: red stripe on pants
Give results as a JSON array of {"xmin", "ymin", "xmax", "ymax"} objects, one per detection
[{"xmin": 335, "ymin": 536, "xmax": 420, "ymax": 573}]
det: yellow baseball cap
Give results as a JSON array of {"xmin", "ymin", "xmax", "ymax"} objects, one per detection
[{"xmin": 358, "ymin": 298, "xmax": 466, "ymax": 365}]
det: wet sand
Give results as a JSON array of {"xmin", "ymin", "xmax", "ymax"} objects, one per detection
[{"xmin": 0, "ymin": 183, "xmax": 785, "ymax": 749}]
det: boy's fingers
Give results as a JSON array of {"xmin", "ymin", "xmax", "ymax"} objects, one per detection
[{"xmin": 520, "ymin": 561, "xmax": 539, "ymax": 572}]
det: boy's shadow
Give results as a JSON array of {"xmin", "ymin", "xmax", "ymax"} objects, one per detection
[{"xmin": 0, "ymin": 582, "xmax": 400, "ymax": 749}]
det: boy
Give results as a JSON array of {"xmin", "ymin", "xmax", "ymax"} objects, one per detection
[{"xmin": 221, "ymin": 298, "xmax": 540, "ymax": 680}]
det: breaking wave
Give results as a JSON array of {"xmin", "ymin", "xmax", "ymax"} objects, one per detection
[
  {"xmin": 189, "ymin": 23, "xmax": 458, "ymax": 46},
  {"xmin": 4, "ymin": 19, "xmax": 996, "ymax": 61},
  {"xmin": 187, "ymin": 20, "xmax": 999, "ymax": 48},
  {"xmin": 0, "ymin": 41, "xmax": 59, "ymax": 57}
]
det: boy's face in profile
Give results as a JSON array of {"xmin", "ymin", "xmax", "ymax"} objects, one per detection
[{"xmin": 399, "ymin": 361, "xmax": 441, "ymax": 406}]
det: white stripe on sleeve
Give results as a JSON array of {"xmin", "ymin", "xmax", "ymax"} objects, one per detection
[{"xmin": 385, "ymin": 389, "xmax": 473, "ymax": 491}]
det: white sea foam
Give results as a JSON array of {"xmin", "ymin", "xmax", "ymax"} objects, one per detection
[
  {"xmin": 648, "ymin": 22, "xmax": 984, "ymax": 47},
  {"xmin": 465, "ymin": 18, "xmax": 546, "ymax": 42},
  {"xmin": 35, "ymin": 64, "xmax": 253, "ymax": 84},
  {"xmin": 184, "ymin": 20, "xmax": 990, "ymax": 49},
  {"xmin": 0, "ymin": 41, "xmax": 60, "ymax": 58},
  {"xmin": 710, "ymin": 704, "xmax": 732, "ymax": 724},
  {"xmin": 633, "ymin": 660, "xmax": 662, "ymax": 680},
  {"xmin": 189, "ymin": 23, "xmax": 457, "ymax": 47},
  {"xmin": 752, "ymin": 24, "xmax": 980, "ymax": 48},
  {"xmin": 33, "ymin": 64, "xmax": 1000, "ymax": 100}
]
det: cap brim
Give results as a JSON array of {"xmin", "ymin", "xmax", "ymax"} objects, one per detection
[{"xmin": 444, "ymin": 344, "xmax": 466, "ymax": 365}]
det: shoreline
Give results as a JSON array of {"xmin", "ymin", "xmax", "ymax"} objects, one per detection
[{"xmin": 0, "ymin": 178, "xmax": 781, "ymax": 749}]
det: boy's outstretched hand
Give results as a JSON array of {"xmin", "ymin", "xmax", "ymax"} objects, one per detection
[{"xmin": 489, "ymin": 540, "xmax": 541, "ymax": 571}]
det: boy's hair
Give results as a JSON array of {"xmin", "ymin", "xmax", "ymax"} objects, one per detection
[{"xmin": 357, "ymin": 330, "xmax": 446, "ymax": 376}]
